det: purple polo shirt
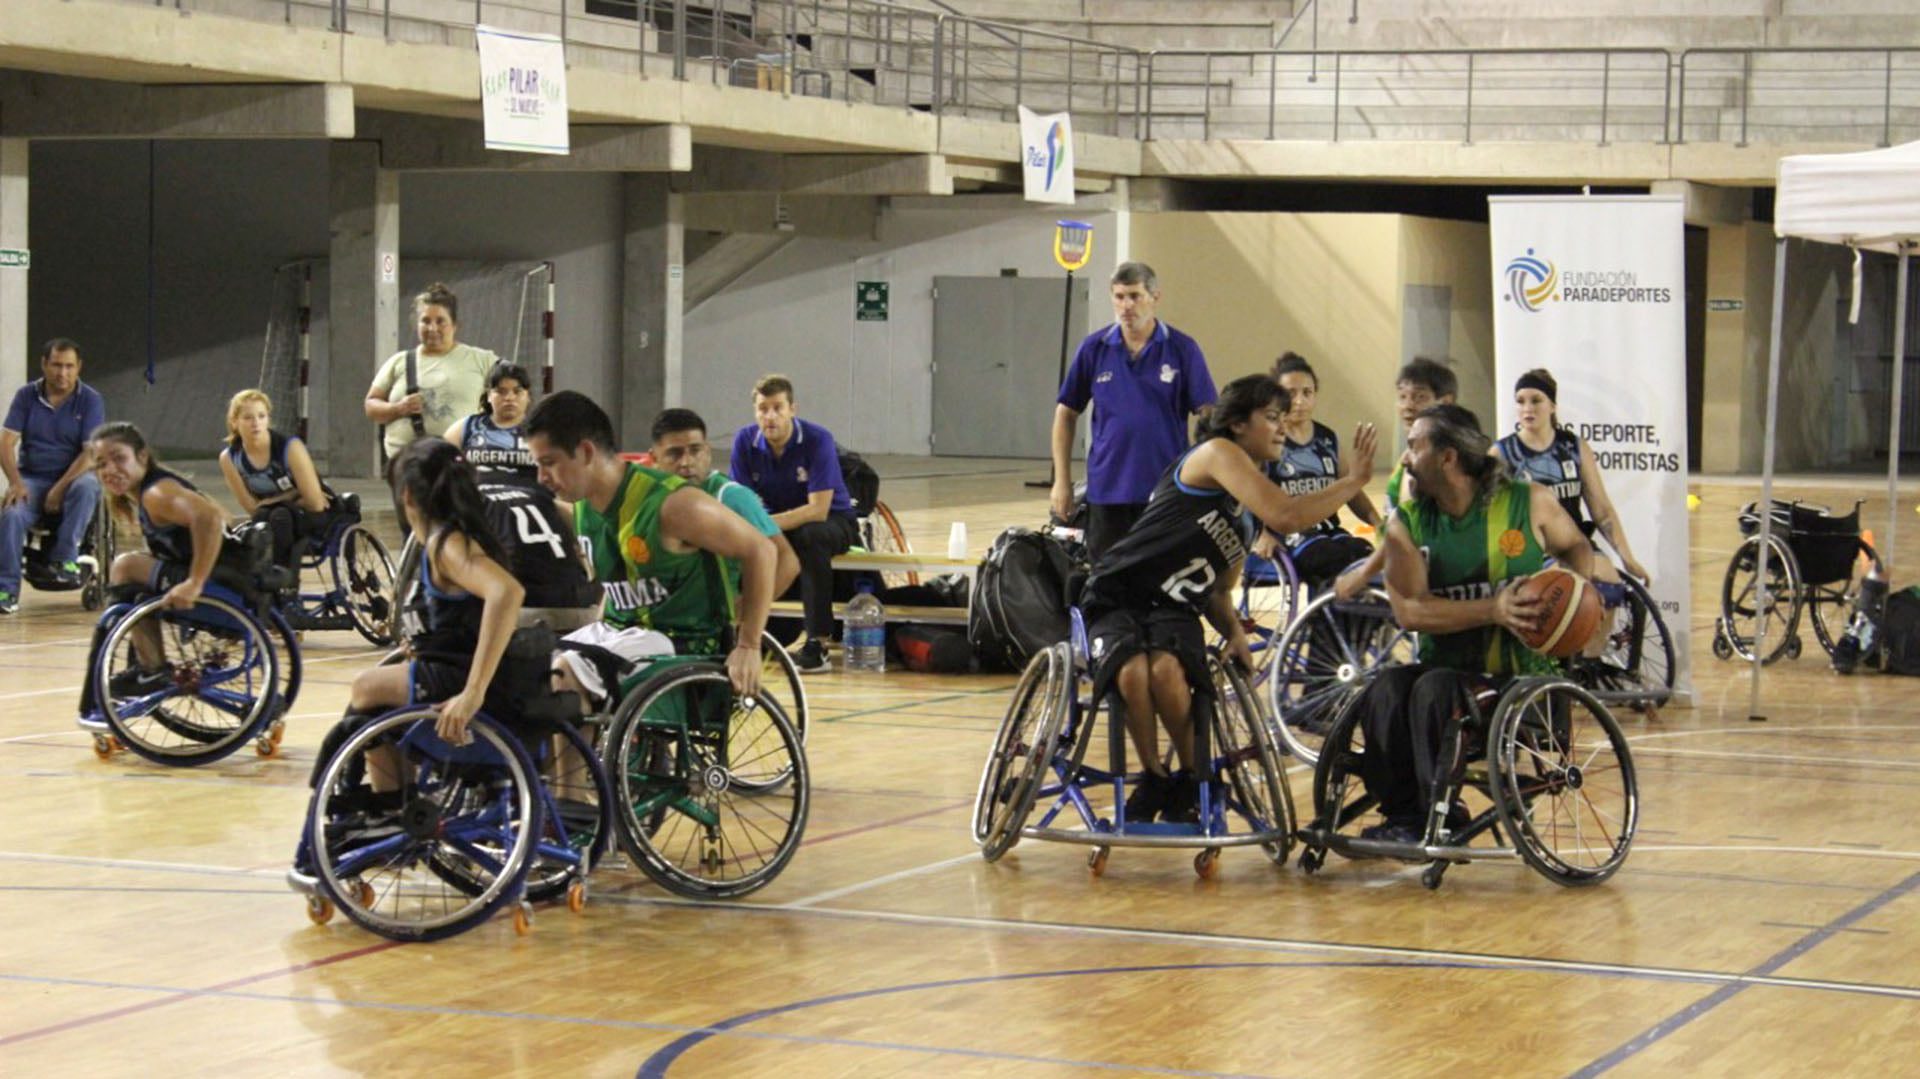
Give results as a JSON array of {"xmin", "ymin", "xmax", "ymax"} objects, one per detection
[
  {"xmin": 730, "ymin": 417, "xmax": 854, "ymax": 515},
  {"xmin": 4, "ymin": 379, "xmax": 107, "ymax": 482},
  {"xmin": 1057, "ymin": 320, "xmax": 1216, "ymax": 505}
]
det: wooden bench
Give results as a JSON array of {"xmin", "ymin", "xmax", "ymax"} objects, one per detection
[{"xmin": 768, "ymin": 550, "xmax": 977, "ymax": 626}]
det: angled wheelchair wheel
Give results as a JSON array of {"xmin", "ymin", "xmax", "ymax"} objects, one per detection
[
  {"xmin": 1807, "ymin": 538, "xmax": 1881, "ymax": 658},
  {"xmin": 1208, "ymin": 658, "xmax": 1295, "ymax": 865},
  {"xmin": 1306, "ymin": 684, "xmax": 1383, "ymax": 859},
  {"xmin": 1487, "ymin": 679, "xmax": 1637, "ymax": 887},
  {"xmin": 1235, "ymin": 553, "xmax": 1301, "ymax": 676},
  {"xmin": 863, "ymin": 500, "xmax": 919, "ymax": 588},
  {"xmin": 1575, "ymin": 575, "xmax": 1674, "ymax": 709},
  {"xmin": 336, "ymin": 524, "xmax": 397, "ymax": 646},
  {"xmin": 268, "ymin": 608, "xmax": 303, "ymax": 717},
  {"xmin": 605, "ymin": 663, "xmax": 809, "ymax": 899},
  {"xmin": 1719, "ymin": 533, "xmax": 1800, "ymax": 664},
  {"xmin": 1268, "ymin": 588, "xmax": 1413, "ymax": 766},
  {"xmin": 309, "ymin": 710, "xmax": 544, "ymax": 942},
  {"xmin": 973, "ymin": 642, "xmax": 1072, "ymax": 861},
  {"xmin": 81, "ymin": 502, "xmax": 117, "ymax": 611},
  {"xmin": 732, "ymin": 630, "xmax": 808, "ymax": 794},
  {"xmin": 96, "ymin": 595, "xmax": 281, "ymax": 767}
]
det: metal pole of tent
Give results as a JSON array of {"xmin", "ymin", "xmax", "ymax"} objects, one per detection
[
  {"xmin": 1887, "ymin": 244, "xmax": 1910, "ymax": 579},
  {"xmin": 1747, "ymin": 236, "xmax": 1789, "ymax": 723}
]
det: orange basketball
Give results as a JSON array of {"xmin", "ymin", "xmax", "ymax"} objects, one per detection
[{"xmin": 1513, "ymin": 567, "xmax": 1604, "ymax": 658}]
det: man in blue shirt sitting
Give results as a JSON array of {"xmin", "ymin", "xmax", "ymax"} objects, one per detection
[
  {"xmin": 730, "ymin": 375, "xmax": 858, "ymax": 673},
  {"xmin": 0, "ymin": 338, "xmax": 107, "ymax": 613},
  {"xmin": 1050, "ymin": 261, "xmax": 1218, "ymax": 559}
]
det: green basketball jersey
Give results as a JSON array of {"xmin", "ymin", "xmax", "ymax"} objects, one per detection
[
  {"xmin": 575, "ymin": 462, "xmax": 735, "ymax": 652},
  {"xmin": 1397, "ymin": 478, "xmax": 1555, "ymax": 676}
]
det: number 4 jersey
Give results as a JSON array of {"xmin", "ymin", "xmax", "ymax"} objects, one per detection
[
  {"xmin": 1082, "ymin": 445, "xmax": 1253, "ymax": 616},
  {"xmin": 478, "ymin": 481, "xmax": 598, "ymax": 609}
]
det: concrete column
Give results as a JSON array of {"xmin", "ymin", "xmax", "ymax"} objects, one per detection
[
  {"xmin": 0, "ymin": 139, "xmax": 26, "ymax": 405},
  {"xmin": 1701, "ymin": 221, "xmax": 1774, "ymax": 474},
  {"xmin": 619, "ymin": 174, "xmax": 683, "ymax": 447},
  {"xmin": 327, "ymin": 141, "xmax": 398, "ymax": 479}
]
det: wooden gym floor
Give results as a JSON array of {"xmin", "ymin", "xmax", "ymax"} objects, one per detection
[{"xmin": 2, "ymin": 459, "xmax": 1916, "ymax": 1076}]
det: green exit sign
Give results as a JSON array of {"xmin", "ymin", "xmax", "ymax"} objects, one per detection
[
  {"xmin": 855, "ymin": 281, "xmax": 888, "ymax": 321},
  {"xmin": 0, "ymin": 249, "xmax": 27, "ymax": 269}
]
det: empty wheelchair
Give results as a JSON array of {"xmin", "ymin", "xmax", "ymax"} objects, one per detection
[
  {"xmin": 78, "ymin": 538, "xmax": 302, "ymax": 766},
  {"xmin": 974, "ymin": 609, "xmax": 1294, "ymax": 879},
  {"xmin": 587, "ymin": 655, "xmax": 809, "ymax": 898},
  {"xmin": 1714, "ymin": 499, "xmax": 1881, "ymax": 665},
  {"xmin": 21, "ymin": 495, "xmax": 116, "ymax": 611},
  {"xmin": 279, "ymin": 492, "xmax": 397, "ymax": 645},
  {"xmin": 1297, "ymin": 672, "xmax": 1638, "ymax": 890},
  {"xmin": 290, "ymin": 692, "xmax": 612, "ymax": 942}
]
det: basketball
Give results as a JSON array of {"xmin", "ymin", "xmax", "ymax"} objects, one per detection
[{"xmin": 1513, "ymin": 566, "xmax": 1604, "ymax": 657}]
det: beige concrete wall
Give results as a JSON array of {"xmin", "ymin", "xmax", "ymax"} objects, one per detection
[
  {"xmin": 1399, "ymin": 215, "xmax": 1496, "ymax": 421},
  {"xmin": 1129, "ymin": 212, "xmax": 1405, "ymax": 443},
  {"xmin": 1702, "ymin": 222, "xmax": 1768, "ymax": 472}
]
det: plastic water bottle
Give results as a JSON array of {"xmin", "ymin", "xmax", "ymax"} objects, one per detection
[{"xmin": 845, "ymin": 583, "xmax": 887, "ymax": 673}]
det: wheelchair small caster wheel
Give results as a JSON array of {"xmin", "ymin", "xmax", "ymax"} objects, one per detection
[
  {"xmin": 82, "ymin": 586, "xmax": 102, "ymax": 612},
  {"xmin": 1712, "ymin": 633, "xmax": 1732, "ymax": 661},
  {"xmin": 254, "ymin": 738, "xmax": 275, "ymax": 758},
  {"xmin": 1299, "ymin": 847, "xmax": 1324, "ymax": 875},
  {"xmin": 513, "ymin": 902, "xmax": 534, "ymax": 936},
  {"xmin": 91, "ymin": 733, "xmax": 116, "ymax": 760},
  {"xmin": 305, "ymin": 895, "xmax": 335, "ymax": 925},
  {"xmin": 1421, "ymin": 862, "xmax": 1448, "ymax": 891},
  {"xmin": 1088, "ymin": 847, "xmax": 1109, "ymax": 877},
  {"xmin": 1193, "ymin": 849, "xmax": 1220, "ymax": 880},
  {"xmin": 566, "ymin": 880, "xmax": 588, "ymax": 914},
  {"xmin": 269, "ymin": 720, "xmax": 286, "ymax": 748},
  {"xmin": 1785, "ymin": 636, "xmax": 1802, "ymax": 660},
  {"xmin": 354, "ymin": 879, "xmax": 376, "ymax": 908}
]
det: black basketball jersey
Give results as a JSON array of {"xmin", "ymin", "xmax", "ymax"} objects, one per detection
[
  {"xmin": 478, "ymin": 481, "xmax": 595, "ymax": 608},
  {"xmin": 1263, "ymin": 421, "xmax": 1343, "ymax": 536},
  {"xmin": 399, "ymin": 527, "xmax": 485, "ymax": 661},
  {"xmin": 1082, "ymin": 446, "xmax": 1253, "ymax": 615},
  {"xmin": 461, "ymin": 413, "xmax": 538, "ymax": 488},
  {"xmin": 1497, "ymin": 429, "xmax": 1591, "ymax": 534},
  {"xmin": 225, "ymin": 431, "xmax": 299, "ymax": 502},
  {"xmin": 136, "ymin": 467, "xmax": 199, "ymax": 565}
]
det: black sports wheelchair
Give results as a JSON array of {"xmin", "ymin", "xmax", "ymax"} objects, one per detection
[
  {"xmin": 1714, "ymin": 499, "xmax": 1881, "ymax": 665},
  {"xmin": 77, "ymin": 523, "xmax": 303, "ymax": 765},
  {"xmin": 272, "ymin": 491, "xmax": 398, "ymax": 645},
  {"xmin": 21, "ymin": 495, "xmax": 116, "ymax": 611}
]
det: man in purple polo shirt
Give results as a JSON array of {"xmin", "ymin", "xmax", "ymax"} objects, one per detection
[
  {"xmin": 1051, "ymin": 261, "xmax": 1218, "ymax": 558},
  {"xmin": 730, "ymin": 374, "xmax": 859, "ymax": 674},
  {"xmin": 1, "ymin": 338, "xmax": 107, "ymax": 613}
]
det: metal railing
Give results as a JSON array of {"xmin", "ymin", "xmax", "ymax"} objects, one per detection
[{"xmin": 90, "ymin": 1, "xmax": 1920, "ymax": 148}]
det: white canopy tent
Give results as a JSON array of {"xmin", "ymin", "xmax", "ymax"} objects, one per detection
[{"xmin": 1748, "ymin": 141, "xmax": 1920, "ymax": 714}]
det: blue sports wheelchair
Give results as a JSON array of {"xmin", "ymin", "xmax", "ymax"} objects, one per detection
[
  {"xmin": 975, "ymin": 608, "xmax": 1293, "ymax": 879},
  {"xmin": 275, "ymin": 491, "xmax": 398, "ymax": 644},
  {"xmin": 78, "ymin": 524, "xmax": 302, "ymax": 765}
]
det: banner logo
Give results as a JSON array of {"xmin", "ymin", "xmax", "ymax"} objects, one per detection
[
  {"xmin": 1017, "ymin": 106, "xmax": 1075, "ymax": 206},
  {"xmin": 1504, "ymin": 248, "xmax": 1558, "ymax": 313},
  {"xmin": 1044, "ymin": 121, "xmax": 1066, "ymax": 191}
]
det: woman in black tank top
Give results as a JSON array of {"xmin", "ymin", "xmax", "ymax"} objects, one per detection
[
  {"xmin": 1497, "ymin": 368, "xmax": 1649, "ymax": 584},
  {"xmin": 1082, "ymin": 374, "xmax": 1379, "ymax": 822},
  {"xmin": 218, "ymin": 389, "xmax": 332, "ymax": 578}
]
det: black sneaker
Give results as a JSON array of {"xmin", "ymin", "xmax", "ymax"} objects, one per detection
[
  {"xmin": 793, "ymin": 640, "xmax": 831, "ymax": 674},
  {"xmin": 1162, "ymin": 769, "xmax": 1202, "ymax": 825},
  {"xmin": 1123, "ymin": 770, "xmax": 1171, "ymax": 824},
  {"xmin": 109, "ymin": 664, "xmax": 173, "ymax": 698},
  {"xmin": 1359, "ymin": 818, "xmax": 1425, "ymax": 845}
]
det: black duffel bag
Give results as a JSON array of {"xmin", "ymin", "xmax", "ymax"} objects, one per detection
[{"xmin": 968, "ymin": 527, "xmax": 1085, "ymax": 671}]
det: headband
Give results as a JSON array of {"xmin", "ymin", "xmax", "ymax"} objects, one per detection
[{"xmin": 1515, "ymin": 372, "xmax": 1556, "ymax": 403}]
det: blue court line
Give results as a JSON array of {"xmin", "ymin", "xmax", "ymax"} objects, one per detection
[{"xmin": 1566, "ymin": 867, "xmax": 1920, "ymax": 1077}]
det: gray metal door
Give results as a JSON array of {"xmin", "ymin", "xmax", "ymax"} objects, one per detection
[{"xmin": 931, "ymin": 275, "xmax": 1090, "ymax": 457}]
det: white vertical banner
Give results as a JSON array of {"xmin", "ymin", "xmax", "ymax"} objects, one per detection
[
  {"xmin": 1489, "ymin": 195, "xmax": 1693, "ymax": 703},
  {"xmin": 476, "ymin": 26, "xmax": 570, "ymax": 155},
  {"xmin": 1017, "ymin": 106, "xmax": 1075, "ymax": 205}
]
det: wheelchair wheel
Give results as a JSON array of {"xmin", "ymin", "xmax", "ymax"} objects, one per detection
[
  {"xmin": 1268, "ymin": 588, "xmax": 1413, "ymax": 766},
  {"xmin": 1236, "ymin": 554, "xmax": 1300, "ymax": 675},
  {"xmin": 1577, "ymin": 575, "xmax": 1674, "ymax": 708},
  {"xmin": 973, "ymin": 642, "xmax": 1072, "ymax": 861},
  {"xmin": 386, "ymin": 535, "xmax": 421, "ymax": 645},
  {"xmin": 336, "ymin": 524, "xmax": 397, "ymax": 646},
  {"xmin": 1719, "ymin": 533, "xmax": 1800, "ymax": 664},
  {"xmin": 1807, "ymin": 538, "xmax": 1882, "ymax": 658},
  {"xmin": 268, "ymin": 609, "xmax": 303, "ymax": 716},
  {"xmin": 732, "ymin": 630, "xmax": 808, "ymax": 794},
  {"xmin": 511, "ymin": 718, "xmax": 611, "ymax": 904},
  {"xmin": 1306, "ymin": 687, "xmax": 1382, "ymax": 858},
  {"xmin": 863, "ymin": 500, "xmax": 919, "ymax": 588},
  {"xmin": 1208, "ymin": 658, "xmax": 1295, "ymax": 865},
  {"xmin": 96, "ymin": 595, "xmax": 281, "ymax": 767},
  {"xmin": 308, "ymin": 709, "xmax": 544, "ymax": 942},
  {"xmin": 605, "ymin": 663, "xmax": 809, "ymax": 899},
  {"xmin": 1487, "ymin": 679, "xmax": 1637, "ymax": 886}
]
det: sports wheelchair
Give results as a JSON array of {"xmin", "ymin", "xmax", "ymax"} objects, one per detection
[
  {"xmin": 974, "ymin": 609, "xmax": 1294, "ymax": 879},
  {"xmin": 565, "ymin": 648, "xmax": 809, "ymax": 899},
  {"xmin": 78, "ymin": 527, "xmax": 303, "ymax": 766},
  {"xmin": 20, "ymin": 494, "xmax": 115, "ymax": 611},
  {"xmin": 290, "ymin": 676, "xmax": 613, "ymax": 942},
  {"xmin": 1297, "ymin": 671, "xmax": 1638, "ymax": 890},
  {"xmin": 276, "ymin": 492, "xmax": 397, "ymax": 645},
  {"xmin": 1714, "ymin": 499, "xmax": 1881, "ymax": 665}
]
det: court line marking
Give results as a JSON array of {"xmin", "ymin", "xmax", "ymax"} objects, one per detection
[
  {"xmin": 1626, "ymin": 746, "xmax": 1920, "ymax": 770},
  {"xmin": 1626, "ymin": 723, "xmax": 1920, "ymax": 744},
  {"xmin": 787, "ymin": 853, "xmax": 980, "ymax": 908},
  {"xmin": 0, "ymin": 635, "xmax": 91, "ymax": 652},
  {"xmin": 0, "ymin": 710, "xmax": 341, "ymax": 746},
  {"xmin": 1635, "ymin": 844, "xmax": 1920, "ymax": 861}
]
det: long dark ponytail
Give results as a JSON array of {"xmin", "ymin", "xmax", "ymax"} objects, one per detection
[
  {"xmin": 1418, "ymin": 403, "xmax": 1509, "ymax": 504},
  {"xmin": 388, "ymin": 437, "xmax": 507, "ymax": 567}
]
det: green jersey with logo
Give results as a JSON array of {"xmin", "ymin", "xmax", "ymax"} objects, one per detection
[
  {"xmin": 575, "ymin": 463, "xmax": 734, "ymax": 652},
  {"xmin": 1397, "ymin": 478, "xmax": 1555, "ymax": 676}
]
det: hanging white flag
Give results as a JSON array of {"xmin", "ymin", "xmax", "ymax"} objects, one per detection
[
  {"xmin": 1018, "ymin": 106, "xmax": 1075, "ymax": 205},
  {"xmin": 476, "ymin": 25, "xmax": 569, "ymax": 155}
]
